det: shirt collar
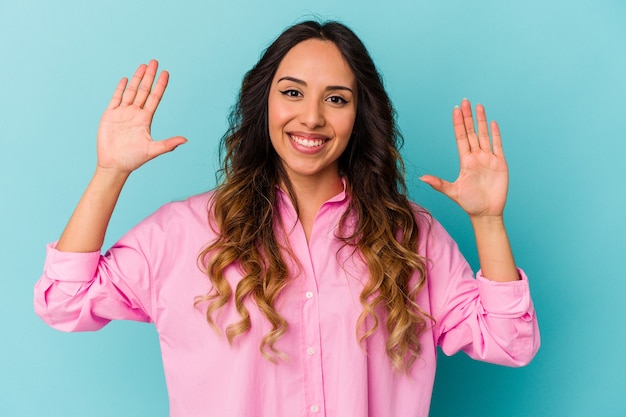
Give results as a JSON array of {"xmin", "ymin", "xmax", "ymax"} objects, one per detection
[{"xmin": 275, "ymin": 177, "xmax": 349, "ymax": 206}]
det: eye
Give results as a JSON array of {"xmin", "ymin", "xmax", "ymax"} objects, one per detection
[
  {"xmin": 279, "ymin": 89, "xmax": 302, "ymax": 98},
  {"xmin": 327, "ymin": 95, "xmax": 348, "ymax": 105}
]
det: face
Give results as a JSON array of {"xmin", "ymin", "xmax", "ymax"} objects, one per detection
[{"xmin": 268, "ymin": 39, "xmax": 357, "ymax": 185}]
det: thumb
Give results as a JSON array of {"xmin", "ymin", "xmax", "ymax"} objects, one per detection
[
  {"xmin": 419, "ymin": 174, "xmax": 452, "ymax": 195},
  {"xmin": 149, "ymin": 136, "xmax": 188, "ymax": 158}
]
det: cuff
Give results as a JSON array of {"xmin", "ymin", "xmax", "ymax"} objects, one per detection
[
  {"xmin": 476, "ymin": 269, "xmax": 533, "ymax": 317},
  {"xmin": 43, "ymin": 242, "xmax": 101, "ymax": 283}
]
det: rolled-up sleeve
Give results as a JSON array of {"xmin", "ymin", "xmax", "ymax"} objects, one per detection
[
  {"xmin": 424, "ymin": 219, "xmax": 540, "ymax": 367},
  {"xmin": 34, "ymin": 240, "xmax": 153, "ymax": 332},
  {"xmin": 32, "ymin": 202, "xmax": 182, "ymax": 333}
]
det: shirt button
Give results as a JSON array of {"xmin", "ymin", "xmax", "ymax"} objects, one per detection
[
  {"xmin": 306, "ymin": 347, "xmax": 315, "ymax": 355},
  {"xmin": 305, "ymin": 291, "xmax": 313, "ymax": 299},
  {"xmin": 310, "ymin": 405, "xmax": 319, "ymax": 413}
]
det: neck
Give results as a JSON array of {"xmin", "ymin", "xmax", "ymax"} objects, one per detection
[{"xmin": 281, "ymin": 170, "xmax": 344, "ymax": 242}]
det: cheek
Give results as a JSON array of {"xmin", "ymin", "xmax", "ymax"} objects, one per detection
[
  {"xmin": 335, "ymin": 111, "xmax": 356, "ymax": 139},
  {"xmin": 267, "ymin": 97, "xmax": 291, "ymax": 131}
]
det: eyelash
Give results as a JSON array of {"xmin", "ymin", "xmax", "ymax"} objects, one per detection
[
  {"xmin": 280, "ymin": 89, "xmax": 301, "ymax": 98},
  {"xmin": 279, "ymin": 90, "xmax": 349, "ymax": 105},
  {"xmin": 327, "ymin": 96, "xmax": 348, "ymax": 105}
]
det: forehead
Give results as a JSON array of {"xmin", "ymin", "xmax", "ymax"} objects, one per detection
[{"xmin": 273, "ymin": 39, "xmax": 356, "ymax": 87}]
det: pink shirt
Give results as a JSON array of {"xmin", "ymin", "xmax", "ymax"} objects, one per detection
[{"xmin": 34, "ymin": 187, "xmax": 539, "ymax": 417}]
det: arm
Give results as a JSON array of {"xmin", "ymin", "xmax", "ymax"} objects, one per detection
[
  {"xmin": 420, "ymin": 99, "xmax": 518, "ymax": 282},
  {"xmin": 57, "ymin": 60, "xmax": 187, "ymax": 253},
  {"xmin": 35, "ymin": 61, "xmax": 187, "ymax": 330},
  {"xmin": 423, "ymin": 218, "xmax": 538, "ymax": 366}
]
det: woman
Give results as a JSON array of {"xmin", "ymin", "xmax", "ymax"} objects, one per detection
[{"xmin": 35, "ymin": 20, "xmax": 539, "ymax": 416}]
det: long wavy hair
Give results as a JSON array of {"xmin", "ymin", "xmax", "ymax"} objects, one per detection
[{"xmin": 196, "ymin": 20, "xmax": 431, "ymax": 372}]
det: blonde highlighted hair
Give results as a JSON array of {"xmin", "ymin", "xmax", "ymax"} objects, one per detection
[{"xmin": 195, "ymin": 20, "xmax": 432, "ymax": 372}]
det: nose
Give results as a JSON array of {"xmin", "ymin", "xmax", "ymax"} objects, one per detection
[{"xmin": 299, "ymin": 98, "xmax": 325, "ymax": 129}]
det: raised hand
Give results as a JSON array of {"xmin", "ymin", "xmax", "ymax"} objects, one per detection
[
  {"xmin": 56, "ymin": 61, "xmax": 186, "ymax": 253},
  {"xmin": 420, "ymin": 99, "xmax": 508, "ymax": 219},
  {"xmin": 97, "ymin": 60, "xmax": 187, "ymax": 174}
]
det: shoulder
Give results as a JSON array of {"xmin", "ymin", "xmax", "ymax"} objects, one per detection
[
  {"xmin": 406, "ymin": 200, "xmax": 459, "ymax": 259},
  {"xmin": 408, "ymin": 200, "xmax": 436, "ymax": 238},
  {"xmin": 133, "ymin": 191, "xmax": 216, "ymax": 235},
  {"xmin": 166, "ymin": 191, "xmax": 214, "ymax": 218}
]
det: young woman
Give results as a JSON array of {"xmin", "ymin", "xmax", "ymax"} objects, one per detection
[{"xmin": 35, "ymin": 20, "xmax": 539, "ymax": 417}]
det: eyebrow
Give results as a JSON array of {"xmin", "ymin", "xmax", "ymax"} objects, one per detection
[{"xmin": 277, "ymin": 76, "xmax": 354, "ymax": 93}]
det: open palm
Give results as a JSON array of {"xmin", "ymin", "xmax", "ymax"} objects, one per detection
[
  {"xmin": 97, "ymin": 60, "xmax": 186, "ymax": 174},
  {"xmin": 421, "ymin": 100, "xmax": 508, "ymax": 218}
]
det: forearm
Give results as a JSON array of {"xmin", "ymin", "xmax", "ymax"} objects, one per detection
[
  {"xmin": 56, "ymin": 167, "xmax": 130, "ymax": 252},
  {"xmin": 470, "ymin": 215, "xmax": 519, "ymax": 282}
]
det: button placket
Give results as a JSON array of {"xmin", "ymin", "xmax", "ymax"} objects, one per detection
[{"xmin": 302, "ymin": 286, "xmax": 324, "ymax": 416}]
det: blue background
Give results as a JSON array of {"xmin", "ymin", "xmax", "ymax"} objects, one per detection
[{"xmin": 2, "ymin": 0, "xmax": 625, "ymax": 415}]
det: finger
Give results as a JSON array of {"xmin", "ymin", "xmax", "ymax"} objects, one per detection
[
  {"xmin": 107, "ymin": 77, "xmax": 128, "ymax": 109},
  {"xmin": 143, "ymin": 70, "xmax": 169, "ymax": 114},
  {"xmin": 419, "ymin": 174, "xmax": 453, "ymax": 197},
  {"xmin": 453, "ymin": 106, "xmax": 471, "ymax": 157},
  {"xmin": 134, "ymin": 60, "xmax": 158, "ymax": 107},
  {"xmin": 147, "ymin": 136, "xmax": 188, "ymax": 159},
  {"xmin": 461, "ymin": 99, "xmax": 480, "ymax": 151},
  {"xmin": 121, "ymin": 63, "xmax": 147, "ymax": 105},
  {"xmin": 491, "ymin": 120, "xmax": 504, "ymax": 157},
  {"xmin": 476, "ymin": 104, "xmax": 491, "ymax": 152}
]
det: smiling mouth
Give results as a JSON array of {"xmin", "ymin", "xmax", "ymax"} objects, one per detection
[{"xmin": 289, "ymin": 134, "xmax": 328, "ymax": 148}]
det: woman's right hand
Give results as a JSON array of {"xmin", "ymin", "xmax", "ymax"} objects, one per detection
[
  {"xmin": 97, "ymin": 60, "xmax": 187, "ymax": 175},
  {"xmin": 56, "ymin": 60, "xmax": 185, "ymax": 253}
]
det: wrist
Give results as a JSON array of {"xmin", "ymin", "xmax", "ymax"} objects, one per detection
[
  {"xmin": 470, "ymin": 214, "xmax": 505, "ymax": 229},
  {"xmin": 94, "ymin": 165, "xmax": 132, "ymax": 184}
]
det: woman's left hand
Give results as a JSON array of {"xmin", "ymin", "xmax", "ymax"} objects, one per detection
[{"xmin": 420, "ymin": 99, "xmax": 508, "ymax": 219}]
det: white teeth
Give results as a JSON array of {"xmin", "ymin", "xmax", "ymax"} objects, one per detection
[{"xmin": 290, "ymin": 134, "xmax": 325, "ymax": 148}]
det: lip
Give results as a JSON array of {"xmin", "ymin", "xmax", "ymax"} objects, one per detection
[{"xmin": 287, "ymin": 132, "xmax": 330, "ymax": 154}]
